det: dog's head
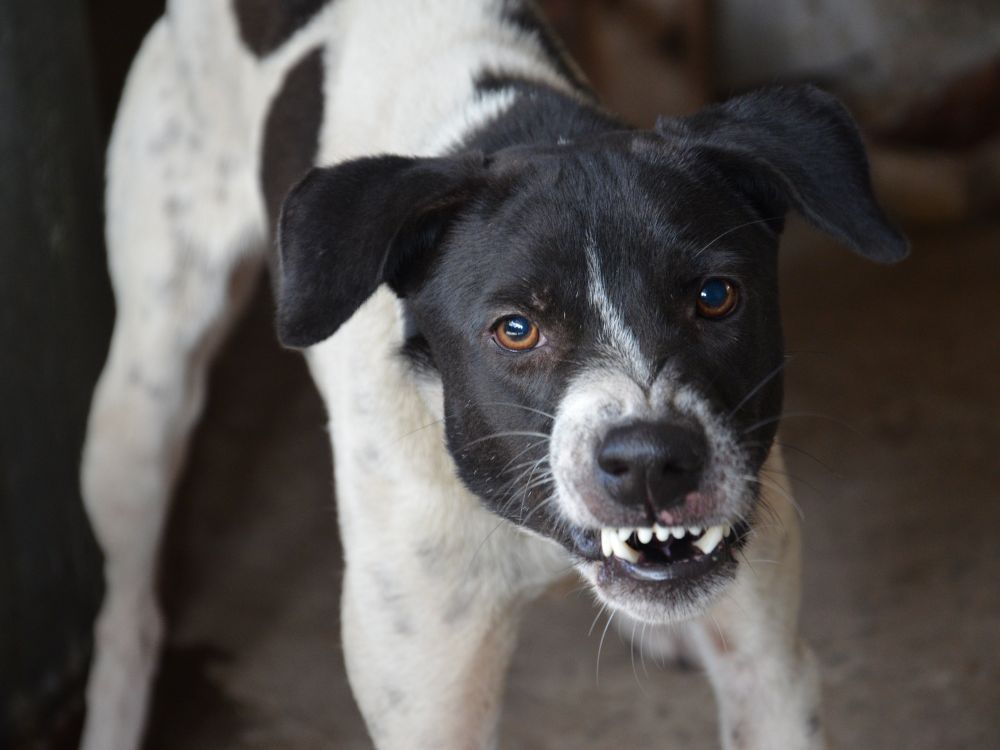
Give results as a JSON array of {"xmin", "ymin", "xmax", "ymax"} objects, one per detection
[{"xmin": 276, "ymin": 86, "xmax": 907, "ymax": 623}]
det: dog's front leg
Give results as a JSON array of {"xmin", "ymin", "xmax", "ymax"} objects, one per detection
[
  {"xmin": 693, "ymin": 446, "xmax": 825, "ymax": 750},
  {"xmin": 336, "ymin": 487, "xmax": 564, "ymax": 750}
]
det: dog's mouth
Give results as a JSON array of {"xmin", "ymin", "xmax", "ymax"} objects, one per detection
[
  {"xmin": 570, "ymin": 520, "xmax": 749, "ymax": 593},
  {"xmin": 596, "ymin": 522, "xmax": 745, "ymax": 580}
]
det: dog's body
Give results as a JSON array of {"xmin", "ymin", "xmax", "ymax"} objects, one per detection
[{"xmin": 80, "ymin": 1, "xmax": 906, "ymax": 748}]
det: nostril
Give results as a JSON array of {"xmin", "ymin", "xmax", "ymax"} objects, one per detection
[
  {"xmin": 657, "ymin": 462, "xmax": 682, "ymax": 476},
  {"xmin": 601, "ymin": 458, "xmax": 631, "ymax": 477},
  {"xmin": 597, "ymin": 440, "xmax": 638, "ymax": 479}
]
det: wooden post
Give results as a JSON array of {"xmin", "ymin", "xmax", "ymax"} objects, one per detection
[{"xmin": 0, "ymin": 0, "xmax": 113, "ymax": 743}]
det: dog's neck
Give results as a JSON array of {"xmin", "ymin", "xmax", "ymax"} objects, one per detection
[{"xmin": 460, "ymin": 75, "xmax": 624, "ymax": 154}]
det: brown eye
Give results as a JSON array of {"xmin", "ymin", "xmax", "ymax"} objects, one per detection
[
  {"xmin": 493, "ymin": 315, "xmax": 541, "ymax": 351},
  {"xmin": 696, "ymin": 278, "xmax": 739, "ymax": 319}
]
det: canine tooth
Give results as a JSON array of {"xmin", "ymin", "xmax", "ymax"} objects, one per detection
[
  {"xmin": 723, "ymin": 524, "xmax": 732, "ymax": 538},
  {"xmin": 618, "ymin": 527, "xmax": 632, "ymax": 542},
  {"xmin": 637, "ymin": 527, "xmax": 654, "ymax": 544},
  {"xmin": 609, "ymin": 533, "xmax": 640, "ymax": 563},
  {"xmin": 601, "ymin": 528, "xmax": 613, "ymax": 557},
  {"xmin": 654, "ymin": 524, "xmax": 670, "ymax": 541},
  {"xmin": 670, "ymin": 527, "xmax": 685, "ymax": 539},
  {"xmin": 693, "ymin": 525, "xmax": 725, "ymax": 555}
]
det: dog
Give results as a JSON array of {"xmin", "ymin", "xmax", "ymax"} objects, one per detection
[{"xmin": 78, "ymin": 1, "xmax": 908, "ymax": 748}]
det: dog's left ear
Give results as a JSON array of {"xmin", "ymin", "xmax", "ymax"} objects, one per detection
[
  {"xmin": 276, "ymin": 153, "xmax": 485, "ymax": 348},
  {"xmin": 658, "ymin": 85, "xmax": 908, "ymax": 263}
]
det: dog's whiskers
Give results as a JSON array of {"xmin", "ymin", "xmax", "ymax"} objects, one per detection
[
  {"xmin": 742, "ymin": 411, "xmax": 863, "ymax": 437},
  {"xmin": 588, "ymin": 602, "xmax": 609, "ymax": 637},
  {"xmin": 743, "ymin": 474, "xmax": 805, "ymax": 521},
  {"xmin": 595, "ymin": 609, "xmax": 617, "ymax": 685},
  {"xmin": 480, "ymin": 402, "xmax": 556, "ymax": 421},
  {"xmin": 518, "ymin": 492, "xmax": 556, "ymax": 526},
  {"xmin": 774, "ymin": 440, "xmax": 842, "ymax": 477},
  {"xmin": 743, "ymin": 438, "xmax": 842, "ymax": 478},
  {"xmin": 760, "ymin": 466, "xmax": 830, "ymax": 502},
  {"xmin": 457, "ymin": 430, "xmax": 551, "ymax": 452},
  {"xmin": 392, "ymin": 417, "xmax": 446, "ymax": 444},
  {"xmin": 629, "ymin": 619, "xmax": 647, "ymax": 693},
  {"xmin": 727, "ymin": 356, "xmax": 793, "ymax": 418},
  {"xmin": 497, "ymin": 439, "xmax": 549, "ymax": 475}
]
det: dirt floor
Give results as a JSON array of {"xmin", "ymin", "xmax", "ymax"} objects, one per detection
[{"xmin": 145, "ymin": 218, "xmax": 1000, "ymax": 749}]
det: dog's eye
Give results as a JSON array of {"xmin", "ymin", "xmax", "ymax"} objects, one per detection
[
  {"xmin": 696, "ymin": 278, "xmax": 739, "ymax": 319},
  {"xmin": 493, "ymin": 315, "xmax": 541, "ymax": 351}
]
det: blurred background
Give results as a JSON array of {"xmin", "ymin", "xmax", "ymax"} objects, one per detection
[{"xmin": 1, "ymin": 0, "xmax": 998, "ymax": 747}]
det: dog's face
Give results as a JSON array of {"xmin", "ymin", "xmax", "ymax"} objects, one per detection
[
  {"xmin": 277, "ymin": 86, "xmax": 906, "ymax": 623},
  {"xmin": 399, "ymin": 137, "xmax": 785, "ymax": 621}
]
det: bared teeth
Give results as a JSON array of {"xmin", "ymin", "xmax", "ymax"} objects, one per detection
[
  {"xmin": 601, "ymin": 529, "xmax": 613, "ymax": 557},
  {"xmin": 692, "ymin": 525, "xmax": 725, "ymax": 555},
  {"xmin": 601, "ymin": 523, "xmax": 732, "ymax": 562},
  {"xmin": 601, "ymin": 528, "xmax": 639, "ymax": 561}
]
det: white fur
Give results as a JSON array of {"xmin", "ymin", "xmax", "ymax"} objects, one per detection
[
  {"xmin": 80, "ymin": 2, "xmax": 821, "ymax": 748},
  {"xmin": 585, "ymin": 233, "xmax": 650, "ymax": 380},
  {"xmin": 550, "ymin": 365, "xmax": 752, "ymax": 534}
]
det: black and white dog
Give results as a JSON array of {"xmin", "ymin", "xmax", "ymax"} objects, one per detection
[{"xmin": 79, "ymin": 1, "xmax": 907, "ymax": 748}]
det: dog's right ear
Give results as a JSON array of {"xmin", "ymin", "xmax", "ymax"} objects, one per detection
[
  {"xmin": 657, "ymin": 85, "xmax": 908, "ymax": 264},
  {"xmin": 276, "ymin": 153, "xmax": 485, "ymax": 348}
]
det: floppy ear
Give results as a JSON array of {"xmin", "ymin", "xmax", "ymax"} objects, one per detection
[
  {"xmin": 658, "ymin": 85, "xmax": 908, "ymax": 263},
  {"xmin": 276, "ymin": 153, "xmax": 485, "ymax": 348}
]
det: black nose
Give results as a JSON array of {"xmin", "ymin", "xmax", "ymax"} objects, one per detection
[{"xmin": 596, "ymin": 421, "xmax": 707, "ymax": 512}]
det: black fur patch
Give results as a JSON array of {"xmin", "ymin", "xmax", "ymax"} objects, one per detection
[
  {"xmin": 260, "ymin": 47, "xmax": 324, "ymax": 233},
  {"xmin": 233, "ymin": 0, "xmax": 330, "ymax": 58}
]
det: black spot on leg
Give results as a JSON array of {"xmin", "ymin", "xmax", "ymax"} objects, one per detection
[
  {"xmin": 126, "ymin": 364, "xmax": 168, "ymax": 401},
  {"xmin": 260, "ymin": 48, "xmax": 324, "ymax": 233},
  {"xmin": 149, "ymin": 118, "xmax": 184, "ymax": 154},
  {"xmin": 730, "ymin": 723, "xmax": 746, "ymax": 748},
  {"xmin": 369, "ymin": 567, "xmax": 414, "ymax": 637},
  {"xmin": 232, "ymin": 0, "xmax": 331, "ymax": 57},
  {"xmin": 808, "ymin": 712, "xmax": 822, "ymax": 736}
]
